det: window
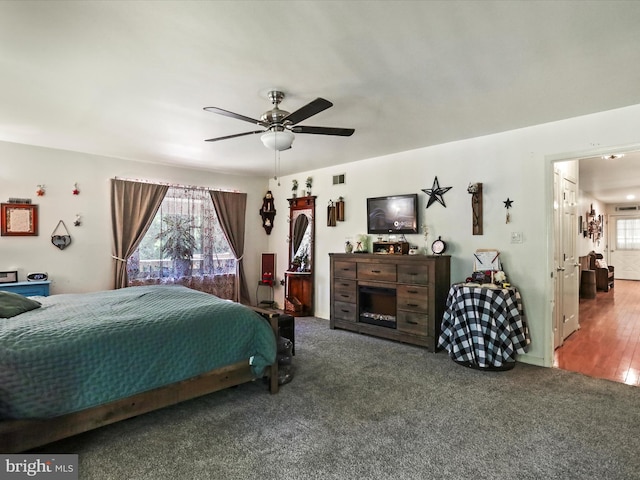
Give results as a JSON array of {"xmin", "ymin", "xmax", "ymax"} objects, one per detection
[
  {"xmin": 127, "ymin": 187, "xmax": 236, "ymax": 294},
  {"xmin": 616, "ymin": 217, "xmax": 640, "ymax": 250}
]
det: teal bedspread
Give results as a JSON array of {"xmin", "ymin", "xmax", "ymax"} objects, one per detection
[{"xmin": 0, "ymin": 285, "xmax": 276, "ymax": 419}]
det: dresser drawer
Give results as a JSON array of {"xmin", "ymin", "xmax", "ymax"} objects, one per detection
[
  {"xmin": 397, "ymin": 311, "xmax": 429, "ymax": 337},
  {"xmin": 397, "ymin": 284, "xmax": 429, "ymax": 312},
  {"xmin": 334, "ymin": 261, "xmax": 357, "ymax": 279},
  {"xmin": 333, "ymin": 278, "xmax": 357, "ymax": 303},
  {"xmin": 333, "ymin": 300, "xmax": 357, "ymax": 322},
  {"xmin": 397, "ymin": 263, "xmax": 431, "ymax": 285},
  {"xmin": 357, "ymin": 263, "xmax": 396, "ymax": 282},
  {"xmin": 0, "ymin": 282, "xmax": 50, "ymax": 297}
]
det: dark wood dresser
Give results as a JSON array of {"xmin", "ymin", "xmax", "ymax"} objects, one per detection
[{"xmin": 329, "ymin": 253, "xmax": 451, "ymax": 351}]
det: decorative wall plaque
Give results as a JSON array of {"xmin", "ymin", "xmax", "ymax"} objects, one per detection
[{"xmin": 1, "ymin": 203, "xmax": 38, "ymax": 236}]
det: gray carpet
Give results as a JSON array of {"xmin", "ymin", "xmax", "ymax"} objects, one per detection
[{"xmin": 36, "ymin": 317, "xmax": 639, "ymax": 479}]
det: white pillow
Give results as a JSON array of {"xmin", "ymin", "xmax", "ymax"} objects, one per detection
[{"xmin": 595, "ymin": 258, "xmax": 608, "ymax": 269}]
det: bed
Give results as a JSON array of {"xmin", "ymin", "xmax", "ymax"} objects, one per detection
[{"xmin": 0, "ymin": 285, "xmax": 279, "ymax": 452}]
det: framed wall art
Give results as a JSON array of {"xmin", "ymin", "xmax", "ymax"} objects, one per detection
[
  {"xmin": 0, "ymin": 270, "xmax": 18, "ymax": 283},
  {"xmin": 1, "ymin": 203, "xmax": 38, "ymax": 236}
]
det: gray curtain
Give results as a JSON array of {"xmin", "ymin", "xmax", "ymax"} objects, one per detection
[
  {"xmin": 210, "ymin": 190, "xmax": 249, "ymax": 304},
  {"xmin": 111, "ymin": 179, "xmax": 168, "ymax": 289}
]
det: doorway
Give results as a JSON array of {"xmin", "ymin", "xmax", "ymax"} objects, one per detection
[{"xmin": 552, "ymin": 147, "xmax": 640, "ymax": 385}]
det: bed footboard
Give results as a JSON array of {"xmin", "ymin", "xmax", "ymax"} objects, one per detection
[
  {"xmin": 0, "ymin": 358, "xmax": 277, "ymax": 453},
  {"xmin": 0, "ymin": 304, "xmax": 280, "ymax": 453}
]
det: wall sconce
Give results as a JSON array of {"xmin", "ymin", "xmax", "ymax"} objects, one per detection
[
  {"xmin": 259, "ymin": 190, "xmax": 276, "ymax": 235},
  {"xmin": 467, "ymin": 182, "xmax": 483, "ymax": 235},
  {"xmin": 336, "ymin": 196, "xmax": 345, "ymax": 221},
  {"xmin": 327, "ymin": 200, "xmax": 337, "ymax": 227}
]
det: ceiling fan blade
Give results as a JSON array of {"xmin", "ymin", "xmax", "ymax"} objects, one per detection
[
  {"xmin": 203, "ymin": 107, "xmax": 268, "ymax": 127},
  {"xmin": 205, "ymin": 130, "xmax": 264, "ymax": 142},
  {"xmin": 283, "ymin": 98, "xmax": 333, "ymax": 125},
  {"xmin": 291, "ymin": 126, "xmax": 355, "ymax": 136}
]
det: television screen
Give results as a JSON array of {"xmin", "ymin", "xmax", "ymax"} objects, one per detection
[{"xmin": 367, "ymin": 194, "xmax": 418, "ymax": 234}]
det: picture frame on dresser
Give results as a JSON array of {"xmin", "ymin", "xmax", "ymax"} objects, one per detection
[
  {"xmin": 0, "ymin": 271, "xmax": 18, "ymax": 284},
  {"xmin": 1, "ymin": 203, "xmax": 38, "ymax": 236}
]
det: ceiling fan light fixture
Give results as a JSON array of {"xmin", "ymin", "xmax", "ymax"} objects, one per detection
[{"xmin": 261, "ymin": 130, "xmax": 294, "ymax": 151}]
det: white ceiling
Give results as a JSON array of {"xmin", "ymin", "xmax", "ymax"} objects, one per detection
[
  {"xmin": 579, "ymin": 150, "xmax": 640, "ymax": 205},
  {"xmin": 2, "ymin": 1, "xmax": 640, "ymax": 202}
]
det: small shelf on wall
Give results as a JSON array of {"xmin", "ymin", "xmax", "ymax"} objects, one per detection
[{"xmin": 259, "ymin": 190, "xmax": 276, "ymax": 235}]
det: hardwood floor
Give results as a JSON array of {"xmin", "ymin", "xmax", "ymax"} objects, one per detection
[{"xmin": 554, "ymin": 279, "xmax": 640, "ymax": 386}]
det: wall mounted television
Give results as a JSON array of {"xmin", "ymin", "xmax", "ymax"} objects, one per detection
[{"xmin": 366, "ymin": 193, "xmax": 419, "ymax": 234}]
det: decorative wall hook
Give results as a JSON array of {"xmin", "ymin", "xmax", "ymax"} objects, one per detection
[
  {"xmin": 73, "ymin": 182, "xmax": 80, "ymax": 195},
  {"xmin": 74, "ymin": 214, "xmax": 82, "ymax": 227},
  {"xmin": 468, "ymin": 182, "xmax": 483, "ymax": 235},
  {"xmin": 503, "ymin": 197, "xmax": 514, "ymax": 223},
  {"xmin": 36, "ymin": 185, "xmax": 46, "ymax": 196}
]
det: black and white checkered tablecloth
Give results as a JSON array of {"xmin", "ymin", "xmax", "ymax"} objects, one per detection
[{"xmin": 438, "ymin": 284, "xmax": 530, "ymax": 368}]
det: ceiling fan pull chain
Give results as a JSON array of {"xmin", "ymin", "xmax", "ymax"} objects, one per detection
[{"xmin": 277, "ymin": 150, "xmax": 281, "ymax": 186}]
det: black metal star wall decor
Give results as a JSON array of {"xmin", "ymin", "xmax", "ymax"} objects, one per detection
[{"xmin": 422, "ymin": 176, "xmax": 452, "ymax": 208}]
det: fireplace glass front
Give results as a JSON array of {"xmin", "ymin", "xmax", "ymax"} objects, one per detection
[{"xmin": 358, "ymin": 285, "xmax": 396, "ymax": 328}]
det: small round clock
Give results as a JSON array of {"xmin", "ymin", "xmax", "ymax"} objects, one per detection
[{"xmin": 431, "ymin": 236, "xmax": 447, "ymax": 255}]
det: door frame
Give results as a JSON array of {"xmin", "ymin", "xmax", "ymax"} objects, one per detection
[{"xmin": 546, "ymin": 142, "xmax": 640, "ymax": 364}]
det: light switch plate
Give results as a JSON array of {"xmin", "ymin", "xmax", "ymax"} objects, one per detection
[{"xmin": 511, "ymin": 232, "xmax": 523, "ymax": 244}]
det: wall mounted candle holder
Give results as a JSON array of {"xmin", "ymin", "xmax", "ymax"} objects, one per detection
[
  {"xmin": 327, "ymin": 200, "xmax": 337, "ymax": 227},
  {"xmin": 336, "ymin": 197, "xmax": 345, "ymax": 221}
]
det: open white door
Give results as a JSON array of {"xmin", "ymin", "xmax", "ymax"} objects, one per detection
[
  {"xmin": 553, "ymin": 164, "xmax": 580, "ymax": 349},
  {"xmin": 553, "ymin": 171, "xmax": 563, "ymax": 349},
  {"xmin": 561, "ymin": 177, "xmax": 580, "ymax": 340}
]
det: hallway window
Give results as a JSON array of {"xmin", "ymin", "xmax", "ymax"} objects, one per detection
[{"xmin": 616, "ymin": 217, "xmax": 640, "ymax": 250}]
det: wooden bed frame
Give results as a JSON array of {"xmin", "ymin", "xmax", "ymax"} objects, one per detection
[{"xmin": 0, "ymin": 310, "xmax": 280, "ymax": 453}]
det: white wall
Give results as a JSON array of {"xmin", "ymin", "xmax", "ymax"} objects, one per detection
[
  {"xmin": 267, "ymin": 103, "xmax": 640, "ymax": 368},
  {"xmin": 4, "ymin": 103, "xmax": 640, "ymax": 369},
  {"xmin": 0, "ymin": 141, "xmax": 269, "ymax": 295}
]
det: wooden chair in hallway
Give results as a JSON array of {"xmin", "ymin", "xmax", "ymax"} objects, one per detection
[
  {"xmin": 579, "ymin": 255, "xmax": 596, "ymax": 299},
  {"xmin": 589, "ymin": 252, "xmax": 614, "ymax": 292}
]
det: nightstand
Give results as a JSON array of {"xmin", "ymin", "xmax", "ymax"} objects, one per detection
[{"xmin": 0, "ymin": 281, "xmax": 50, "ymax": 297}]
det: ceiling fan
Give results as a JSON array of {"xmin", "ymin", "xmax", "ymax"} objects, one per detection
[{"xmin": 203, "ymin": 90, "xmax": 355, "ymax": 151}]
